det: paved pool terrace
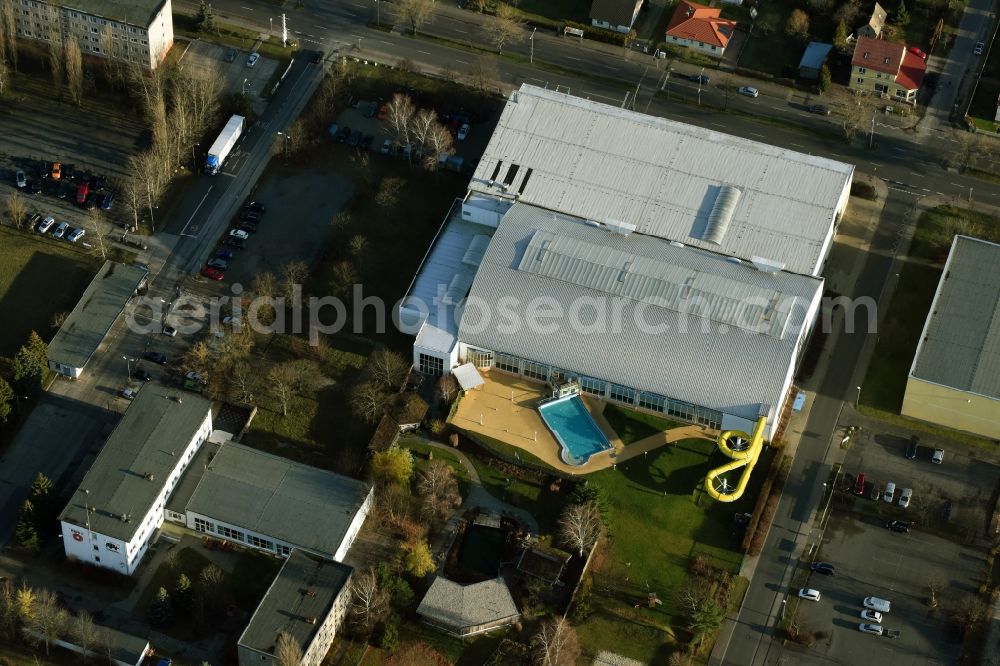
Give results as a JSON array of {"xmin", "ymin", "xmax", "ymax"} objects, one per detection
[{"xmin": 450, "ymin": 371, "xmax": 713, "ymax": 475}]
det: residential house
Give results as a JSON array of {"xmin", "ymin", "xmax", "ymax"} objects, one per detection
[
  {"xmin": 665, "ymin": 1, "xmax": 738, "ymax": 58},
  {"xmin": 590, "ymin": 0, "xmax": 645, "ymax": 34},
  {"xmin": 849, "ymin": 36, "xmax": 926, "ymax": 103},
  {"xmin": 417, "ymin": 576, "xmax": 520, "ymax": 637},
  {"xmin": 857, "ymin": 2, "xmax": 888, "ymax": 39}
]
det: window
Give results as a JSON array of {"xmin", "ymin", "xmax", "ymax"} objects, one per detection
[
  {"xmin": 418, "ymin": 353, "xmax": 443, "ymax": 376},
  {"xmin": 194, "ymin": 518, "xmax": 214, "ymax": 533},
  {"xmin": 668, "ymin": 399, "xmax": 694, "ymax": 421},
  {"xmin": 856, "ymin": 78, "xmax": 864, "ymax": 84},
  {"xmin": 608, "ymin": 384, "xmax": 635, "ymax": 404},
  {"xmin": 467, "ymin": 348, "xmax": 493, "ymax": 369},
  {"xmin": 217, "ymin": 525, "xmax": 245, "ymax": 542},
  {"xmin": 638, "ymin": 392, "xmax": 666, "ymax": 413},
  {"xmin": 523, "ymin": 361, "xmax": 549, "ymax": 381},
  {"xmin": 857, "ymin": 67, "xmax": 866, "ymax": 74},
  {"xmin": 93, "ymin": 544, "xmax": 99, "ymax": 551},
  {"xmin": 247, "ymin": 535, "xmax": 274, "ymax": 550},
  {"xmin": 495, "ymin": 354, "xmax": 520, "ymax": 374},
  {"xmin": 106, "ymin": 542, "xmax": 119, "ymax": 552},
  {"xmin": 580, "ymin": 376, "xmax": 604, "ymax": 397},
  {"xmin": 278, "ymin": 545, "xmax": 292, "ymax": 556}
]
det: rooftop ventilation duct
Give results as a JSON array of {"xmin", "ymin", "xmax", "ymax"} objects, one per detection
[
  {"xmin": 704, "ymin": 186, "xmax": 741, "ymax": 245},
  {"xmin": 604, "ymin": 218, "xmax": 637, "ymax": 236},
  {"xmin": 750, "ymin": 256, "xmax": 786, "ymax": 274}
]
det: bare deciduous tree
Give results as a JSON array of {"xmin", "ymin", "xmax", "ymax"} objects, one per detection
[
  {"xmin": 84, "ymin": 209, "xmax": 110, "ymax": 259},
  {"xmin": 409, "ymin": 108, "xmax": 438, "ymax": 152},
  {"xmin": 0, "ymin": 579, "xmax": 20, "ymax": 640},
  {"xmin": 486, "ymin": 3, "xmax": 524, "ymax": 54},
  {"xmin": 1, "ymin": 0, "xmax": 17, "ymax": 72},
  {"xmin": 558, "ymin": 501, "xmax": 604, "ymax": 557},
  {"xmin": 0, "ymin": 58, "xmax": 9, "ymax": 97},
  {"xmin": 469, "ymin": 56, "xmax": 500, "ymax": 95},
  {"xmin": 267, "ymin": 363, "xmax": 297, "ymax": 417},
  {"xmin": 275, "ymin": 631, "xmax": 303, "ymax": 666},
  {"xmin": 368, "ymin": 349, "xmax": 410, "ymax": 392},
  {"xmin": 396, "ymin": 0, "xmax": 437, "ymax": 37},
  {"xmin": 349, "ymin": 569, "xmax": 390, "ymax": 635},
  {"xmin": 350, "ymin": 381, "xmax": 387, "ymax": 424},
  {"xmin": 437, "ymin": 374, "xmax": 459, "ymax": 402},
  {"xmin": 281, "ymin": 260, "xmax": 309, "ymax": 300},
  {"xmin": 70, "ymin": 610, "xmax": 101, "ymax": 662},
  {"xmin": 383, "ymin": 93, "xmax": 416, "ymax": 149},
  {"xmin": 422, "ymin": 122, "xmax": 454, "ymax": 171},
  {"xmin": 230, "ymin": 361, "xmax": 255, "ymax": 403},
  {"xmin": 6, "ymin": 189, "xmax": 27, "ymax": 229},
  {"xmin": 64, "ymin": 35, "xmax": 83, "ymax": 106},
  {"xmin": 27, "ymin": 589, "xmax": 68, "ymax": 655},
  {"xmin": 417, "ymin": 460, "xmax": 462, "ymax": 523},
  {"xmin": 47, "ymin": 31, "xmax": 64, "ymax": 98},
  {"xmin": 533, "ymin": 616, "xmax": 580, "ymax": 666}
]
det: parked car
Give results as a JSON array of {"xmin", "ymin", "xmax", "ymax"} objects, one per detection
[
  {"xmin": 737, "ymin": 86, "xmax": 759, "ymax": 98},
  {"xmin": 885, "ymin": 519, "xmax": 909, "ymax": 533},
  {"xmin": 143, "ymin": 351, "xmax": 168, "ymax": 365},
  {"xmin": 236, "ymin": 222, "xmax": 257, "ymax": 234},
  {"xmin": 348, "ymin": 130, "xmax": 363, "ymax": 147},
  {"xmin": 229, "ymin": 229, "xmax": 249, "ymax": 240},
  {"xmin": 311, "ymin": 50, "xmax": 324, "ymax": 64},
  {"xmin": 810, "ymin": 562, "xmax": 835, "ymax": 576},
  {"xmin": 858, "ymin": 623, "xmax": 884, "ymax": 636},
  {"xmin": 26, "ymin": 180, "xmax": 41, "ymax": 195},
  {"xmin": 457, "ymin": 123, "xmax": 471, "ymax": 140},
  {"xmin": 974, "ymin": 42, "xmax": 985, "ymax": 55},
  {"xmin": 683, "ymin": 73, "xmax": 710, "ymax": 84},
  {"xmin": 67, "ymin": 227, "xmax": 85, "ymax": 242},
  {"xmin": 222, "ymin": 237, "xmax": 246, "ymax": 249},
  {"xmin": 120, "ymin": 387, "xmax": 137, "ymax": 400},
  {"xmin": 201, "ymin": 267, "xmax": 224, "ymax": 281},
  {"xmin": 943, "ymin": 498, "xmax": 953, "ymax": 521},
  {"xmin": 246, "ymin": 52, "xmax": 260, "ymax": 67},
  {"xmin": 51, "ymin": 221, "xmax": 69, "ymax": 238},
  {"xmin": 361, "ymin": 134, "xmax": 374, "ymax": 150},
  {"xmin": 76, "ymin": 181, "xmax": 89, "ymax": 205},
  {"xmin": 380, "ymin": 139, "xmax": 393, "ymax": 155},
  {"xmin": 798, "ymin": 588, "xmax": 821, "ymax": 602},
  {"xmin": 335, "ymin": 126, "xmax": 351, "ymax": 143},
  {"xmin": 207, "ymin": 258, "xmax": 229, "ymax": 269},
  {"xmin": 27, "ymin": 213, "xmax": 42, "ymax": 229},
  {"xmin": 100, "ymin": 191, "xmax": 115, "ymax": 211},
  {"xmin": 37, "ymin": 215, "xmax": 55, "ymax": 234},
  {"xmin": 908, "ymin": 46, "xmax": 927, "ymax": 59},
  {"xmin": 215, "ymin": 248, "xmax": 235, "ymax": 260},
  {"xmin": 899, "ymin": 487, "xmax": 912, "ymax": 508},
  {"xmin": 245, "ymin": 200, "xmax": 265, "ymax": 213},
  {"xmin": 225, "ymin": 48, "xmax": 238, "ymax": 63},
  {"xmin": 15, "ymin": 169, "xmax": 26, "ymax": 188},
  {"xmin": 807, "ymin": 104, "xmax": 830, "ymax": 115},
  {"xmin": 134, "ymin": 368, "xmax": 152, "ymax": 382},
  {"xmin": 162, "ymin": 325, "xmax": 177, "ymax": 337},
  {"xmin": 92, "ymin": 174, "xmax": 107, "ymax": 189},
  {"xmin": 905, "ymin": 436, "xmax": 918, "ymax": 459},
  {"xmin": 51, "ymin": 162, "xmax": 62, "ymax": 180},
  {"xmin": 853, "ymin": 473, "xmax": 866, "ymax": 496},
  {"xmin": 932, "ymin": 447, "xmax": 944, "ymax": 464},
  {"xmin": 860, "ymin": 610, "xmax": 883, "ymax": 623},
  {"xmin": 883, "ymin": 481, "xmax": 896, "ymax": 503},
  {"xmin": 240, "ymin": 210, "xmax": 261, "ymax": 223}
]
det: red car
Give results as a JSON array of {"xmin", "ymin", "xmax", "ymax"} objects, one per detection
[
  {"xmin": 853, "ymin": 473, "xmax": 866, "ymax": 496},
  {"xmin": 908, "ymin": 46, "xmax": 927, "ymax": 60},
  {"xmin": 201, "ymin": 266, "xmax": 224, "ymax": 281},
  {"xmin": 76, "ymin": 180, "xmax": 89, "ymax": 205}
]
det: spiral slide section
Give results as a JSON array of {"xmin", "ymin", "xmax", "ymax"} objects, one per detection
[{"xmin": 705, "ymin": 416, "xmax": 768, "ymax": 502}]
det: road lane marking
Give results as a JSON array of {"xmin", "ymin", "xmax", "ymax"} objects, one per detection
[
  {"xmin": 790, "ymin": 142, "xmax": 804, "ymax": 148},
  {"xmin": 567, "ymin": 56, "xmax": 583, "ymax": 61},
  {"xmin": 240, "ymin": 5, "xmax": 253, "ymax": 10},
  {"xmin": 180, "ymin": 185, "xmax": 214, "ymax": 237},
  {"xmin": 748, "ymin": 132, "xmax": 765, "ymax": 138},
  {"xmin": 418, "ymin": 50, "xmax": 432, "ymax": 55},
  {"xmin": 456, "ymin": 59, "xmax": 469, "ymax": 64}
]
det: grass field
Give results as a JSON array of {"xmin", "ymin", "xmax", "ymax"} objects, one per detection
[
  {"xmin": 602, "ymin": 404, "xmax": 682, "ymax": 445},
  {"xmin": 861, "ymin": 205, "xmax": 999, "ymax": 412},
  {"xmin": 576, "ymin": 438, "xmax": 747, "ymax": 661},
  {"xmin": 0, "ymin": 227, "xmax": 100, "ymax": 358}
]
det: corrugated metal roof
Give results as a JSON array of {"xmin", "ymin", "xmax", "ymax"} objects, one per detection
[
  {"xmin": 238, "ymin": 549, "xmax": 352, "ymax": 656},
  {"xmin": 184, "ymin": 442, "xmax": 372, "ymax": 557},
  {"xmin": 458, "ymin": 204, "xmax": 823, "ymax": 421},
  {"xmin": 48, "ymin": 262, "xmax": 147, "ymax": 371},
  {"xmin": 470, "ymin": 85, "xmax": 853, "ymax": 276},
  {"xmin": 910, "ymin": 236, "xmax": 1000, "ymax": 399}
]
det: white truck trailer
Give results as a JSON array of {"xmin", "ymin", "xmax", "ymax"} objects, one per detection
[{"xmin": 205, "ymin": 115, "xmax": 245, "ymax": 175}]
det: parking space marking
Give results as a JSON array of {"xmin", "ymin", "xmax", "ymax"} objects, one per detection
[{"xmin": 180, "ymin": 185, "xmax": 215, "ymax": 237}]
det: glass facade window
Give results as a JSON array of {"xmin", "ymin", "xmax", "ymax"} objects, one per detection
[
  {"xmin": 467, "ymin": 348, "xmax": 494, "ymax": 369},
  {"xmin": 523, "ymin": 361, "xmax": 549, "ymax": 381},
  {"xmin": 194, "ymin": 518, "xmax": 213, "ymax": 533},
  {"xmin": 495, "ymin": 354, "xmax": 520, "ymax": 374},
  {"xmin": 418, "ymin": 353, "xmax": 444, "ymax": 376},
  {"xmin": 580, "ymin": 376, "xmax": 605, "ymax": 396},
  {"xmin": 608, "ymin": 384, "xmax": 635, "ymax": 404},
  {"xmin": 278, "ymin": 545, "xmax": 292, "ymax": 556},
  {"xmin": 247, "ymin": 535, "xmax": 274, "ymax": 551},
  {"xmin": 217, "ymin": 525, "xmax": 245, "ymax": 542},
  {"xmin": 638, "ymin": 392, "xmax": 666, "ymax": 413}
]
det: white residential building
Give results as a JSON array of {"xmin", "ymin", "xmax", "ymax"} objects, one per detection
[{"xmin": 12, "ymin": 0, "xmax": 174, "ymax": 69}]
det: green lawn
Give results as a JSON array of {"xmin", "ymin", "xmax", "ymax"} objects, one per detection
[
  {"xmin": 0, "ymin": 227, "xmax": 100, "ymax": 358},
  {"xmin": 602, "ymin": 404, "xmax": 682, "ymax": 445},
  {"xmin": 401, "ymin": 437, "xmax": 473, "ymax": 497},
  {"xmin": 464, "ymin": 445, "xmax": 565, "ymax": 535},
  {"xmin": 576, "ymin": 438, "xmax": 746, "ymax": 661},
  {"xmin": 861, "ymin": 206, "xmax": 999, "ymax": 412}
]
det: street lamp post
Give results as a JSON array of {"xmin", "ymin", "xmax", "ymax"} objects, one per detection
[
  {"xmin": 123, "ymin": 355, "xmax": 132, "ymax": 381},
  {"xmin": 191, "ymin": 143, "xmax": 199, "ymax": 172},
  {"xmin": 277, "ymin": 131, "xmax": 291, "ymax": 161},
  {"xmin": 697, "ymin": 66, "xmax": 705, "ymax": 106},
  {"xmin": 530, "ymin": 27, "xmax": 536, "ymax": 64},
  {"xmin": 856, "ymin": 386, "xmax": 862, "ymax": 407},
  {"xmin": 269, "ymin": 17, "xmax": 273, "ymax": 34},
  {"xmin": 242, "ymin": 78, "xmax": 250, "ymax": 96},
  {"xmin": 869, "ymin": 113, "xmax": 876, "ymax": 149},
  {"xmin": 375, "ymin": 0, "xmax": 380, "ymax": 27}
]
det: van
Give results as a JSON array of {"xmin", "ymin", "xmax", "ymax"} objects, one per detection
[
  {"xmin": 863, "ymin": 596, "xmax": 891, "ymax": 613},
  {"xmin": 883, "ymin": 481, "xmax": 896, "ymax": 503}
]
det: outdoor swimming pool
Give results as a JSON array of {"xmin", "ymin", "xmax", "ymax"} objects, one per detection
[{"xmin": 538, "ymin": 395, "xmax": 612, "ymax": 465}]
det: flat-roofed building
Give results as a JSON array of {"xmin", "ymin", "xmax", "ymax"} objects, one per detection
[
  {"xmin": 47, "ymin": 261, "xmax": 147, "ymax": 378},
  {"xmin": 237, "ymin": 550, "xmax": 353, "ymax": 666},
  {"xmin": 902, "ymin": 235, "xmax": 1000, "ymax": 438},
  {"xmin": 58, "ymin": 384, "xmax": 213, "ymax": 575},
  {"xmin": 12, "ymin": 0, "xmax": 174, "ymax": 69}
]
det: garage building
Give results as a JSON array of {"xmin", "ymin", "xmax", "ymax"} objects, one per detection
[{"xmin": 902, "ymin": 235, "xmax": 1000, "ymax": 439}]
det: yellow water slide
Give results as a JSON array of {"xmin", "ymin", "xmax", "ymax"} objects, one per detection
[{"xmin": 705, "ymin": 416, "xmax": 768, "ymax": 502}]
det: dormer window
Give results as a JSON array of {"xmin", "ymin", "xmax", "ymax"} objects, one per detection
[
  {"xmin": 883, "ymin": 57, "xmax": 891, "ymax": 64},
  {"xmin": 863, "ymin": 52, "xmax": 870, "ymax": 59}
]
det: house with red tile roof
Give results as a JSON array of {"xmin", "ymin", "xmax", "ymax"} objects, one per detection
[
  {"xmin": 590, "ymin": 0, "xmax": 645, "ymax": 34},
  {"xmin": 665, "ymin": 1, "xmax": 738, "ymax": 58},
  {"xmin": 849, "ymin": 36, "xmax": 926, "ymax": 103}
]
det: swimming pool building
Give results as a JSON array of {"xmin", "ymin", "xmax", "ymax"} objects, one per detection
[{"xmin": 400, "ymin": 84, "xmax": 851, "ymax": 439}]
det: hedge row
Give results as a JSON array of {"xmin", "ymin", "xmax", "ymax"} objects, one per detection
[{"xmin": 742, "ymin": 454, "xmax": 791, "ymax": 555}]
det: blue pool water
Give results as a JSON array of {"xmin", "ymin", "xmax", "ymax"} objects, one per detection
[{"xmin": 539, "ymin": 395, "xmax": 612, "ymax": 465}]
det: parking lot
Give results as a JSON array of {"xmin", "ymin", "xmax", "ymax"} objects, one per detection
[
  {"xmin": 795, "ymin": 509, "xmax": 982, "ymax": 664},
  {"xmin": 179, "ymin": 39, "xmax": 280, "ymax": 100}
]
